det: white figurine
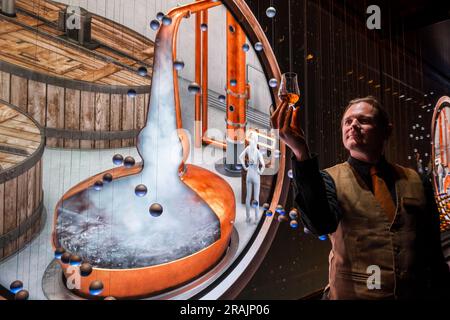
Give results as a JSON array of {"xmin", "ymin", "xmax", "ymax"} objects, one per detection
[{"xmin": 239, "ymin": 132, "xmax": 265, "ymax": 224}]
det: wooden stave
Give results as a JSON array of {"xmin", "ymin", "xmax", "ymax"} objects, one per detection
[
  {"xmin": 0, "ymin": 103, "xmax": 44, "ymax": 261},
  {"xmin": 0, "ymin": 71, "xmax": 149, "ymax": 149}
]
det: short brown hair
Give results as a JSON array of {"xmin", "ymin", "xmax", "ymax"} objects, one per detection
[{"xmin": 343, "ymin": 96, "xmax": 391, "ymax": 133}]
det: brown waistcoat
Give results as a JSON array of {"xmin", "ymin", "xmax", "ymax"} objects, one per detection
[{"xmin": 324, "ymin": 162, "xmax": 427, "ymax": 299}]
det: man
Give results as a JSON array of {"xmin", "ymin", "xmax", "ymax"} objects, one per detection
[{"xmin": 271, "ymin": 96, "xmax": 449, "ymax": 299}]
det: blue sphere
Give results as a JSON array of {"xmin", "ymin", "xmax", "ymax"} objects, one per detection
[
  {"xmin": 265, "ymin": 210, "xmax": 273, "ymax": 217},
  {"xmin": 287, "ymin": 169, "xmax": 293, "ymax": 179},
  {"xmin": 69, "ymin": 255, "xmax": 82, "ymax": 267},
  {"xmin": 112, "ymin": 154, "xmax": 123, "ymax": 165},
  {"xmin": 200, "ymin": 23, "xmax": 208, "ymax": 31},
  {"xmin": 242, "ymin": 43, "xmax": 250, "ymax": 52},
  {"xmin": 124, "ymin": 156, "xmax": 136, "ymax": 168},
  {"xmin": 266, "ymin": 7, "xmax": 276, "ymax": 18},
  {"xmin": 275, "ymin": 205, "xmax": 284, "ymax": 213},
  {"xmin": 269, "ymin": 78, "xmax": 278, "ymax": 88},
  {"xmin": 80, "ymin": 263, "xmax": 93, "ymax": 277},
  {"xmin": 254, "ymin": 42, "xmax": 263, "ymax": 51},
  {"xmin": 290, "ymin": 220, "xmax": 299, "ymax": 229},
  {"xmin": 135, "ymin": 184, "xmax": 148, "ymax": 197},
  {"xmin": 127, "ymin": 89, "xmax": 137, "ymax": 98},
  {"xmin": 303, "ymin": 227, "xmax": 311, "ymax": 234},
  {"xmin": 230, "ymin": 79, "xmax": 237, "ymax": 87},
  {"xmin": 9, "ymin": 281, "xmax": 23, "ymax": 294},
  {"xmin": 188, "ymin": 82, "xmax": 201, "ymax": 95},
  {"xmin": 137, "ymin": 66, "xmax": 147, "ymax": 76},
  {"xmin": 289, "ymin": 209, "xmax": 299, "ymax": 220},
  {"xmin": 318, "ymin": 235, "xmax": 328, "ymax": 241},
  {"xmin": 218, "ymin": 95, "xmax": 226, "ymax": 103},
  {"xmin": 162, "ymin": 16, "xmax": 172, "ymax": 26},
  {"xmin": 54, "ymin": 247, "xmax": 65, "ymax": 259},
  {"xmin": 89, "ymin": 281, "xmax": 104, "ymax": 296},
  {"xmin": 150, "ymin": 19, "xmax": 160, "ymax": 31},
  {"xmin": 103, "ymin": 173, "xmax": 113, "ymax": 183},
  {"xmin": 262, "ymin": 203, "xmax": 270, "ymax": 210},
  {"xmin": 15, "ymin": 290, "xmax": 29, "ymax": 300},
  {"xmin": 174, "ymin": 60, "xmax": 185, "ymax": 71},
  {"xmin": 251, "ymin": 200, "xmax": 259, "ymax": 208},
  {"xmin": 93, "ymin": 180, "xmax": 103, "ymax": 191},
  {"xmin": 273, "ymin": 149, "xmax": 282, "ymax": 158},
  {"xmin": 150, "ymin": 203, "xmax": 163, "ymax": 217},
  {"xmin": 156, "ymin": 12, "xmax": 165, "ymax": 21}
]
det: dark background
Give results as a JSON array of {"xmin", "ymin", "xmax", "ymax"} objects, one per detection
[{"xmin": 237, "ymin": 0, "xmax": 450, "ymax": 299}]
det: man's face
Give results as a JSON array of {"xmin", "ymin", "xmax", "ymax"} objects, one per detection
[{"xmin": 342, "ymin": 102, "xmax": 386, "ymax": 154}]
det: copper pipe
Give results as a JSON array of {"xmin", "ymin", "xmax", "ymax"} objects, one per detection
[
  {"xmin": 226, "ymin": 11, "xmax": 247, "ymax": 144},
  {"xmin": 203, "ymin": 136, "xmax": 227, "ymax": 150},
  {"xmin": 170, "ymin": 0, "xmax": 221, "ymax": 133},
  {"xmin": 201, "ymin": 9, "xmax": 209, "ymax": 139},
  {"xmin": 194, "ymin": 3, "xmax": 202, "ymax": 147}
]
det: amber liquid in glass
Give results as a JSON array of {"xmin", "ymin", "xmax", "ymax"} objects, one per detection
[{"xmin": 279, "ymin": 93, "xmax": 300, "ymax": 105}]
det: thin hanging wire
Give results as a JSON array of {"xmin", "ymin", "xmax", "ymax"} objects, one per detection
[{"xmin": 288, "ymin": 0, "xmax": 292, "ymax": 72}]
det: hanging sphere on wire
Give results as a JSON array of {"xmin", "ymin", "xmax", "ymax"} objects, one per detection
[
  {"xmin": 103, "ymin": 173, "xmax": 113, "ymax": 183},
  {"xmin": 149, "ymin": 203, "xmax": 163, "ymax": 217},
  {"xmin": 137, "ymin": 66, "xmax": 147, "ymax": 77},
  {"xmin": 93, "ymin": 180, "xmax": 103, "ymax": 191},
  {"xmin": 9, "ymin": 281, "xmax": 23, "ymax": 294},
  {"xmin": 174, "ymin": 60, "xmax": 185, "ymax": 71},
  {"xmin": 69, "ymin": 254, "xmax": 82, "ymax": 267},
  {"xmin": 287, "ymin": 169, "xmax": 293, "ymax": 179},
  {"xmin": 61, "ymin": 252, "xmax": 71, "ymax": 264},
  {"xmin": 218, "ymin": 95, "xmax": 226, "ymax": 103},
  {"xmin": 318, "ymin": 235, "xmax": 328, "ymax": 241},
  {"xmin": 200, "ymin": 23, "xmax": 208, "ymax": 31},
  {"xmin": 162, "ymin": 16, "xmax": 172, "ymax": 26},
  {"xmin": 127, "ymin": 89, "xmax": 137, "ymax": 98},
  {"xmin": 15, "ymin": 290, "xmax": 29, "ymax": 300},
  {"xmin": 124, "ymin": 156, "xmax": 136, "ymax": 168},
  {"xmin": 251, "ymin": 200, "xmax": 259, "ymax": 208},
  {"xmin": 265, "ymin": 210, "xmax": 273, "ymax": 217},
  {"xmin": 54, "ymin": 247, "xmax": 66, "ymax": 259},
  {"xmin": 150, "ymin": 19, "xmax": 160, "ymax": 31},
  {"xmin": 303, "ymin": 227, "xmax": 311, "ymax": 234},
  {"xmin": 112, "ymin": 154, "xmax": 123, "ymax": 165},
  {"xmin": 266, "ymin": 6, "xmax": 277, "ymax": 18},
  {"xmin": 80, "ymin": 263, "xmax": 93, "ymax": 277},
  {"xmin": 275, "ymin": 205, "xmax": 284, "ymax": 214},
  {"xmin": 156, "ymin": 12, "xmax": 165, "ymax": 21},
  {"xmin": 269, "ymin": 78, "xmax": 278, "ymax": 88},
  {"xmin": 230, "ymin": 79, "xmax": 237, "ymax": 87},
  {"xmin": 289, "ymin": 209, "xmax": 299, "ymax": 220},
  {"xmin": 254, "ymin": 42, "xmax": 263, "ymax": 51},
  {"xmin": 278, "ymin": 214, "xmax": 288, "ymax": 222},
  {"xmin": 242, "ymin": 43, "xmax": 250, "ymax": 52},
  {"xmin": 262, "ymin": 203, "xmax": 270, "ymax": 210},
  {"xmin": 188, "ymin": 82, "xmax": 201, "ymax": 95},
  {"xmin": 290, "ymin": 220, "xmax": 299, "ymax": 229},
  {"xmin": 89, "ymin": 281, "xmax": 104, "ymax": 296},
  {"xmin": 135, "ymin": 184, "xmax": 148, "ymax": 197}
]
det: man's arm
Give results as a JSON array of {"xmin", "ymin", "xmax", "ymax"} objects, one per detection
[{"xmin": 291, "ymin": 154, "xmax": 341, "ymax": 236}]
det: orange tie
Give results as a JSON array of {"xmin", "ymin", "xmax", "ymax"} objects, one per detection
[{"xmin": 370, "ymin": 166, "xmax": 396, "ymax": 222}]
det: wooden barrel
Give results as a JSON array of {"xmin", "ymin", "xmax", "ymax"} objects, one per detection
[
  {"xmin": 0, "ymin": 0, "xmax": 153, "ymax": 149},
  {"xmin": 0, "ymin": 100, "xmax": 44, "ymax": 261}
]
